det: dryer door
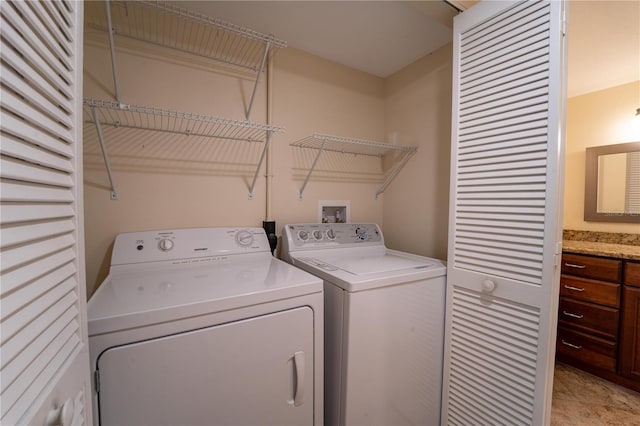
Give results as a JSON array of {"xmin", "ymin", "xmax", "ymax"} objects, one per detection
[{"xmin": 96, "ymin": 307, "xmax": 314, "ymax": 425}]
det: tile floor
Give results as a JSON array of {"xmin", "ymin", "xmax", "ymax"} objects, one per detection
[{"xmin": 551, "ymin": 362, "xmax": 640, "ymax": 425}]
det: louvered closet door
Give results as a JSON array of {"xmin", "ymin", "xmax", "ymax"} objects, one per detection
[
  {"xmin": 443, "ymin": 1, "xmax": 566, "ymax": 425},
  {"xmin": 0, "ymin": 1, "xmax": 91, "ymax": 425}
]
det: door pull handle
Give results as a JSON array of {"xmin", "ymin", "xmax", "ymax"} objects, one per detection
[
  {"xmin": 293, "ymin": 351, "xmax": 305, "ymax": 407},
  {"xmin": 564, "ymin": 285, "xmax": 585, "ymax": 292},
  {"xmin": 561, "ymin": 340, "xmax": 582, "ymax": 350}
]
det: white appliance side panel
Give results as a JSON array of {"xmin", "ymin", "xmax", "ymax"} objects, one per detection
[
  {"xmin": 97, "ymin": 307, "xmax": 314, "ymax": 426},
  {"xmin": 323, "ymin": 282, "xmax": 345, "ymax": 426},
  {"xmin": 342, "ymin": 277, "xmax": 446, "ymax": 426}
]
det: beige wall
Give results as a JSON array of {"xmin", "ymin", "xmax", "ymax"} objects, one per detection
[
  {"xmin": 382, "ymin": 44, "xmax": 453, "ymax": 261},
  {"xmin": 83, "ymin": 34, "xmax": 386, "ymax": 297},
  {"xmin": 563, "ymin": 80, "xmax": 640, "ymax": 233}
]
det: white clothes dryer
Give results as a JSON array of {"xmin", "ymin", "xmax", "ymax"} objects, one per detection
[
  {"xmin": 282, "ymin": 223, "xmax": 446, "ymax": 426},
  {"xmin": 88, "ymin": 227, "xmax": 323, "ymax": 426}
]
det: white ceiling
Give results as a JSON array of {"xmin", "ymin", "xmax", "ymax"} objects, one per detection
[{"xmin": 177, "ymin": 1, "xmax": 639, "ymax": 97}]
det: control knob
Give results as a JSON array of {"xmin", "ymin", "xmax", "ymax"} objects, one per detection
[
  {"xmin": 158, "ymin": 238, "xmax": 174, "ymax": 251},
  {"xmin": 355, "ymin": 227, "xmax": 368, "ymax": 241},
  {"xmin": 326, "ymin": 228, "xmax": 336, "ymax": 240},
  {"xmin": 312, "ymin": 230, "xmax": 323, "ymax": 241},
  {"xmin": 235, "ymin": 230, "xmax": 254, "ymax": 247}
]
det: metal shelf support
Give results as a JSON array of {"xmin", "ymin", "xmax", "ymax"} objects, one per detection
[
  {"xmin": 89, "ymin": 106, "xmax": 119, "ymax": 200},
  {"xmin": 298, "ymin": 138, "xmax": 327, "ymax": 200}
]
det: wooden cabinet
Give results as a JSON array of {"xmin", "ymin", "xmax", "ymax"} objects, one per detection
[
  {"xmin": 557, "ymin": 253, "xmax": 640, "ymax": 392},
  {"xmin": 557, "ymin": 253, "xmax": 621, "ymax": 372},
  {"xmin": 619, "ymin": 262, "xmax": 640, "ymax": 383}
]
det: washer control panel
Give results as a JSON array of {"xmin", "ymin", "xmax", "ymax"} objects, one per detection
[
  {"xmin": 111, "ymin": 227, "xmax": 270, "ymax": 266},
  {"xmin": 284, "ymin": 223, "xmax": 383, "ymax": 249}
]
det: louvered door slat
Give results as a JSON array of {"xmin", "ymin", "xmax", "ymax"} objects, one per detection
[
  {"xmin": 0, "ymin": 220, "xmax": 75, "ymax": 249},
  {"xmin": 1, "ymin": 249, "xmax": 76, "ymax": 296},
  {"xmin": 2, "ymin": 277, "xmax": 77, "ymax": 357},
  {"xmin": 2, "ymin": 135, "xmax": 74, "ymax": 172},
  {"xmin": 1, "ymin": 205, "xmax": 75, "ymax": 225},
  {"xmin": 1, "ymin": 114, "xmax": 73, "ymax": 158},
  {"xmin": 444, "ymin": 1, "xmax": 565, "ymax": 424},
  {"xmin": 0, "ymin": 42, "xmax": 72, "ymax": 114},
  {"xmin": 461, "ymin": 1, "xmax": 546, "ymax": 52},
  {"xmin": 2, "ymin": 64, "xmax": 73, "ymax": 128},
  {"xmin": 10, "ymin": 1, "xmax": 73, "ymax": 71},
  {"xmin": 2, "ymin": 234, "xmax": 75, "ymax": 271},
  {"xmin": 461, "ymin": 64, "xmax": 550, "ymax": 102},
  {"xmin": 2, "ymin": 264, "xmax": 76, "ymax": 319},
  {"xmin": 462, "ymin": 84, "xmax": 548, "ymax": 114},
  {"xmin": 0, "ymin": 181, "xmax": 75, "ymax": 203},
  {"xmin": 0, "ymin": 9, "xmax": 72, "ymax": 92},
  {"xmin": 0, "ymin": 5, "xmax": 73, "ymax": 98},
  {"xmin": 0, "ymin": 157, "xmax": 72, "ymax": 187},
  {"xmin": 1, "ymin": 91, "xmax": 72, "ymax": 143}
]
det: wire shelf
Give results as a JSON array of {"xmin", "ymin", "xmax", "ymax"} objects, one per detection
[
  {"xmin": 291, "ymin": 133, "xmax": 417, "ymax": 157},
  {"xmin": 84, "ymin": 99, "xmax": 284, "ymax": 200},
  {"xmin": 291, "ymin": 133, "xmax": 417, "ymax": 199},
  {"xmin": 84, "ymin": 99, "xmax": 283, "ymax": 142},
  {"xmin": 85, "ymin": 1, "xmax": 287, "ymax": 72}
]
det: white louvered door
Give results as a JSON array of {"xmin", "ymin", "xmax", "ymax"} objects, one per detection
[
  {"xmin": 0, "ymin": 1, "xmax": 91, "ymax": 425},
  {"xmin": 443, "ymin": 1, "xmax": 566, "ymax": 425}
]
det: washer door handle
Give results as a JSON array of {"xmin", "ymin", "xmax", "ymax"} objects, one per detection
[{"xmin": 293, "ymin": 351, "xmax": 305, "ymax": 407}]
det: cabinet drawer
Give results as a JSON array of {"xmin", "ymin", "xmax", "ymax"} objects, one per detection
[
  {"xmin": 558, "ymin": 298, "xmax": 619, "ymax": 340},
  {"xmin": 560, "ymin": 275, "xmax": 620, "ymax": 308},
  {"xmin": 624, "ymin": 261, "xmax": 640, "ymax": 287},
  {"xmin": 557, "ymin": 326, "xmax": 617, "ymax": 372},
  {"xmin": 561, "ymin": 253, "xmax": 622, "ymax": 282}
]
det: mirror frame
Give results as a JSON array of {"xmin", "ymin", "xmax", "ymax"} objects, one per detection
[{"xmin": 584, "ymin": 141, "xmax": 640, "ymax": 223}]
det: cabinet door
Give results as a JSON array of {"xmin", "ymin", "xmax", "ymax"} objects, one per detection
[
  {"xmin": 620, "ymin": 286, "xmax": 640, "ymax": 380},
  {"xmin": 97, "ymin": 307, "xmax": 314, "ymax": 426}
]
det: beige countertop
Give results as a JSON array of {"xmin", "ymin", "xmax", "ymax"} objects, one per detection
[{"xmin": 562, "ymin": 240, "xmax": 640, "ymax": 261}]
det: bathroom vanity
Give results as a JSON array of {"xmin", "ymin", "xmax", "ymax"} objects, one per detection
[{"xmin": 557, "ymin": 231, "xmax": 640, "ymax": 392}]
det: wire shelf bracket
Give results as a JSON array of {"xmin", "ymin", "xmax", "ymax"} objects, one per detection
[
  {"xmin": 89, "ymin": 0, "xmax": 287, "ymax": 119},
  {"xmin": 291, "ymin": 133, "xmax": 417, "ymax": 200},
  {"xmin": 84, "ymin": 98, "xmax": 285, "ymax": 200}
]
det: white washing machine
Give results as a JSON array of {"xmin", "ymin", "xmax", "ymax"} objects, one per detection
[
  {"xmin": 282, "ymin": 223, "xmax": 446, "ymax": 426},
  {"xmin": 88, "ymin": 227, "xmax": 323, "ymax": 426}
]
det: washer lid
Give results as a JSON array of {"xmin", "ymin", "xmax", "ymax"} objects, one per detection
[
  {"xmin": 309, "ymin": 251, "xmax": 430, "ymax": 275},
  {"xmin": 290, "ymin": 247, "xmax": 446, "ymax": 292},
  {"xmin": 88, "ymin": 256, "xmax": 322, "ymax": 336}
]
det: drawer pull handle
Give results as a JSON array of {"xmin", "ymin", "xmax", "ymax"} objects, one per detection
[
  {"xmin": 561, "ymin": 340, "xmax": 582, "ymax": 350},
  {"xmin": 564, "ymin": 285, "xmax": 585, "ymax": 292},
  {"xmin": 562, "ymin": 310, "xmax": 584, "ymax": 319},
  {"xmin": 564, "ymin": 262, "xmax": 586, "ymax": 269}
]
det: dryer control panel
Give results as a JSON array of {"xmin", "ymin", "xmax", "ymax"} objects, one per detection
[
  {"xmin": 111, "ymin": 227, "xmax": 270, "ymax": 266},
  {"xmin": 283, "ymin": 223, "xmax": 384, "ymax": 250}
]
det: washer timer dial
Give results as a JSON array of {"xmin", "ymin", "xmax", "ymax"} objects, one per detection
[
  {"xmin": 158, "ymin": 238, "xmax": 174, "ymax": 251},
  {"xmin": 235, "ymin": 230, "xmax": 254, "ymax": 247}
]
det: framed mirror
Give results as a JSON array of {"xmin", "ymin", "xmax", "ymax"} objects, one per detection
[{"xmin": 584, "ymin": 141, "xmax": 640, "ymax": 223}]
